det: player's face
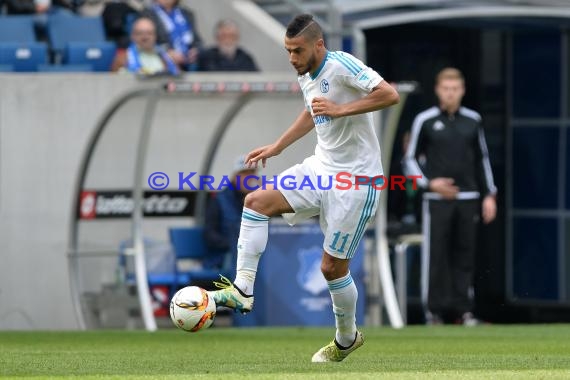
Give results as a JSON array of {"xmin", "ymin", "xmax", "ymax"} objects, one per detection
[
  {"xmin": 284, "ymin": 35, "xmax": 320, "ymax": 76},
  {"xmin": 435, "ymin": 78, "xmax": 465, "ymax": 110}
]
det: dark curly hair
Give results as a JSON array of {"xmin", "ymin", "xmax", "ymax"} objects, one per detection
[{"xmin": 285, "ymin": 14, "xmax": 323, "ymax": 41}]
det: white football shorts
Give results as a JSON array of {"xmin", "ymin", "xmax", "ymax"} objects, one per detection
[{"xmin": 277, "ymin": 155, "xmax": 380, "ymax": 259}]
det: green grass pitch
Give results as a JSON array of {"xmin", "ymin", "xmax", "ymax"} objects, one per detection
[{"xmin": 1, "ymin": 325, "xmax": 570, "ymax": 379}]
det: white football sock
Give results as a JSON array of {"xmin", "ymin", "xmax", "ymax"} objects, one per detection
[
  {"xmin": 328, "ymin": 272, "xmax": 358, "ymax": 348},
  {"xmin": 233, "ymin": 207, "xmax": 269, "ymax": 295}
]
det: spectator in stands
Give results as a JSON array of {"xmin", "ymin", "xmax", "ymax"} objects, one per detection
[
  {"xmin": 112, "ymin": 16, "xmax": 178, "ymax": 75},
  {"xmin": 198, "ymin": 19, "xmax": 258, "ymax": 72},
  {"xmin": 141, "ymin": 0, "xmax": 202, "ymax": 71},
  {"xmin": 203, "ymin": 155, "xmax": 258, "ymax": 273}
]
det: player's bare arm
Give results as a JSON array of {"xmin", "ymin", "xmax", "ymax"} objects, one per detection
[
  {"xmin": 245, "ymin": 109, "xmax": 314, "ymax": 168},
  {"xmin": 311, "ymin": 80, "xmax": 399, "ymax": 118}
]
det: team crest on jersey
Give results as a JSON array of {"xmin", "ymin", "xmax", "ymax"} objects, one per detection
[
  {"xmin": 320, "ymin": 79, "xmax": 329, "ymax": 93},
  {"xmin": 433, "ymin": 120, "xmax": 445, "ymax": 131},
  {"xmin": 297, "ymin": 246, "xmax": 328, "ymax": 295}
]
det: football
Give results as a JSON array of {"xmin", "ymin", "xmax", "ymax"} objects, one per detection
[{"xmin": 170, "ymin": 286, "xmax": 216, "ymax": 332}]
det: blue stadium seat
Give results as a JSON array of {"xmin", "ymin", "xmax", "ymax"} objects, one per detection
[
  {"xmin": 37, "ymin": 63, "xmax": 93, "ymax": 72},
  {"xmin": 0, "ymin": 42, "xmax": 48, "ymax": 71},
  {"xmin": 64, "ymin": 42, "xmax": 116, "ymax": 72},
  {"xmin": 47, "ymin": 16, "xmax": 106, "ymax": 57},
  {"xmin": 168, "ymin": 226, "xmax": 223, "ymax": 287},
  {"xmin": 0, "ymin": 16, "xmax": 36, "ymax": 43}
]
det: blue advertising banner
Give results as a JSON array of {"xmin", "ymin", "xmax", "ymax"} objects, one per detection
[{"xmin": 234, "ymin": 221, "xmax": 366, "ymax": 327}]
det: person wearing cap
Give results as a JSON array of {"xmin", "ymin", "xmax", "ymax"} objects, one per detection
[{"xmin": 203, "ymin": 156, "xmax": 258, "ymax": 272}]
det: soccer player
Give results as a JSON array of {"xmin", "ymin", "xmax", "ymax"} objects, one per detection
[{"xmin": 209, "ymin": 14, "xmax": 399, "ymax": 362}]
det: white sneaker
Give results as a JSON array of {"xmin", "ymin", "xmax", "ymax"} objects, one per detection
[{"xmin": 311, "ymin": 331, "xmax": 364, "ymax": 362}]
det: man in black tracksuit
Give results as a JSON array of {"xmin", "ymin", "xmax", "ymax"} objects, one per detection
[{"xmin": 404, "ymin": 67, "xmax": 497, "ymax": 325}]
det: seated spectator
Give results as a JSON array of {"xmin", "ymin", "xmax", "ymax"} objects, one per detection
[
  {"xmin": 112, "ymin": 16, "xmax": 178, "ymax": 75},
  {"xmin": 203, "ymin": 155, "xmax": 258, "ymax": 272},
  {"xmin": 140, "ymin": 0, "xmax": 202, "ymax": 71},
  {"xmin": 198, "ymin": 19, "xmax": 258, "ymax": 72}
]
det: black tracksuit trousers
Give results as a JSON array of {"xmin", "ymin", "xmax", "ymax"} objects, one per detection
[{"xmin": 426, "ymin": 198, "xmax": 480, "ymax": 318}]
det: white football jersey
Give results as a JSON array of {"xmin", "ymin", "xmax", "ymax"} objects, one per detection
[{"xmin": 298, "ymin": 50, "xmax": 384, "ymax": 177}]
